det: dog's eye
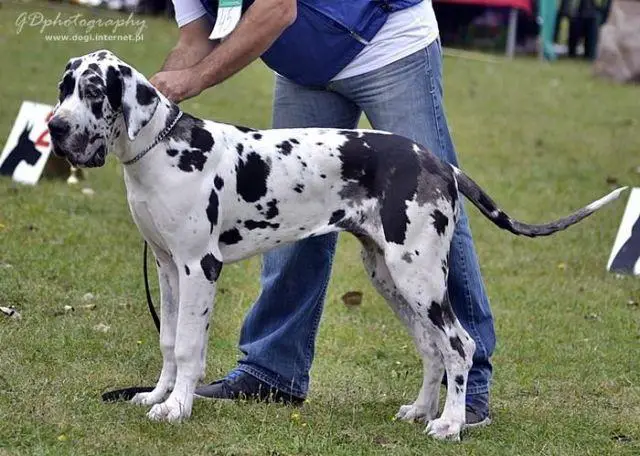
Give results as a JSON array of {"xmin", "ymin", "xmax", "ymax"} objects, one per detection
[{"xmin": 85, "ymin": 85, "xmax": 102, "ymax": 99}]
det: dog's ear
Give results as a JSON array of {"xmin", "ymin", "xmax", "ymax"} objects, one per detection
[{"xmin": 105, "ymin": 63, "xmax": 160, "ymax": 141}]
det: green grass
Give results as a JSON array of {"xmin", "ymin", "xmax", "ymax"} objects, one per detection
[{"xmin": 1, "ymin": 1, "xmax": 640, "ymax": 454}]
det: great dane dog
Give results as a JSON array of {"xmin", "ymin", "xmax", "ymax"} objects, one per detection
[{"xmin": 48, "ymin": 50, "xmax": 625, "ymax": 440}]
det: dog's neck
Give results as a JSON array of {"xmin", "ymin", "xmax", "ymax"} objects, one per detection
[{"xmin": 112, "ymin": 95, "xmax": 181, "ymax": 185}]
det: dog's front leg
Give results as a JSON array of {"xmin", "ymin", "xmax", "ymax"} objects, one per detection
[
  {"xmin": 147, "ymin": 254, "xmax": 220, "ymax": 422},
  {"xmin": 132, "ymin": 251, "xmax": 179, "ymax": 406}
]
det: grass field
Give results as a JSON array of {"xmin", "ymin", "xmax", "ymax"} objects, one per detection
[{"xmin": 1, "ymin": 1, "xmax": 639, "ymax": 454}]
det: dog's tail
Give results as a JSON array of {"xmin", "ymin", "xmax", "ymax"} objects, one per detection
[{"xmin": 451, "ymin": 166, "xmax": 627, "ymax": 237}]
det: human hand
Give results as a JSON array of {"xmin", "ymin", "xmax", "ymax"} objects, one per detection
[{"xmin": 149, "ymin": 68, "xmax": 203, "ymax": 104}]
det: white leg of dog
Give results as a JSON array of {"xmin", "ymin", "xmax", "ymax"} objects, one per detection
[
  {"xmin": 384, "ymin": 248, "xmax": 474, "ymax": 441},
  {"xmin": 147, "ymin": 256, "xmax": 219, "ymax": 422},
  {"xmin": 360, "ymin": 241, "xmax": 443, "ymax": 424},
  {"xmin": 131, "ymin": 251, "xmax": 179, "ymax": 406}
]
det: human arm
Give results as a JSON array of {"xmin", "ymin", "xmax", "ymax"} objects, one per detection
[{"xmin": 151, "ymin": 0, "xmax": 297, "ymax": 103}]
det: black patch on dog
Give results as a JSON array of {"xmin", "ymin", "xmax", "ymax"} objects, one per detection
[
  {"xmin": 450, "ymin": 336, "xmax": 465, "ymax": 359},
  {"xmin": 235, "ymin": 125, "xmax": 256, "ymax": 133},
  {"xmin": 329, "ymin": 210, "xmax": 345, "ymax": 225},
  {"xmin": 454, "ymin": 375, "xmax": 464, "ymax": 386},
  {"xmin": 166, "ymin": 149, "xmax": 179, "ymax": 157},
  {"xmin": 320, "ymin": 174, "xmax": 326, "ymax": 179},
  {"xmin": 214, "ymin": 175, "xmax": 224, "ymax": 190},
  {"xmin": 265, "ymin": 199, "xmax": 279, "ymax": 219},
  {"xmin": 106, "ymin": 66, "xmax": 122, "ymax": 110},
  {"xmin": 201, "ymin": 307, "xmax": 209, "ymax": 316},
  {"xmin": 244, "ymin": 220, "xmax": 280, "ymax": 230},
  {"xmin": 206, "ymin": 189, "xmax": 218, "ymax": 233},
  {"xmin": 427, "ymin": 300, "xmax": 456, "ymax": 332},
  {"xmin": 293, "ymin": 183, "xmax": 304, "ymax": 193},
  {"xmin": 59, "ymin": 73, "xmax": 76, "ymax": 102},
  {"xmin": 91, "ymin": 102, "xmax": 103, "ymax": 119},
  {"xmin": 337, "ymin": 131, "xmax": 422, "ymax": 244},
  {"xmin": 178, "ymin": 150, "xmax": 207, "ymax": 172},
  {"xmin": 118, "ymin": 65, "xmax": 132, "ymax": 78},
  {"xmin": 432, "ymin": 210, "xmax": 448, "ymax": 236},
  {"xmin": 219, "ymin": 228, "xmax": 242, "ymax": 245},
  {"xmin": 96, "ymin": 51, "xmax": 108, "ymax": 61},
  {"xmin": 191, "ymin": 126, "xmax": 214, "ymax": 152},
  {"xmin": 236, "ymin": 143, "xmax": 244, "ymax": 155},
  {"xmin": 236, "ymin": 152, "xmax": 270, "ymax": 203},
  {"xmin": 88, "ymin": 63, "xmax": 102, "ymax": 75},
  {"xmin": 185, "ymin": 265, "xmax": 190, "ymax": 276},
  {"xmin": 206, "ymin": 322, "xmax": 210, "ymax": 331},
  {"xmin": 276, "ymin": 141, "xmax": 292, "ymax": 156},
  {"xmin": 402, "ymin": 252, "xmax": 412, "ymax": 263},
  {"xmin": 253, "ymin": 133, "xmax": 262, "ymax": 140},
  {"xmin": 68, "ymin": 59, "xmax": 82, "ymax": 71},
  {"xmin": 200, "ymin": 253, "xmax": 222, "ymax": 282},
  {"xmin": 290, "ymin": 138, "xmax": 299, "ymax": 144},
  {"xmin": 136, "ymin": 83, "xmax": 155, "ymax": 106}
]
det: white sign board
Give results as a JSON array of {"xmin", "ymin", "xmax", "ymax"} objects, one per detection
[
  {"xmin": 607, "ymin": 187, "xmax": 640, "ymax": 275},
  {"xmin": 0, "ymin": 101, "xmax": 54, "ymax": 185}
]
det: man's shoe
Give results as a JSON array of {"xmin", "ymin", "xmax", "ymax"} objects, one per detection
[
  {"xmin": 463, "ymin": 404, "xmax": 492, "ymax": 429},
  {"xmin": 194, "ymin": 371, "xmax": 305, "ymax": 406}
]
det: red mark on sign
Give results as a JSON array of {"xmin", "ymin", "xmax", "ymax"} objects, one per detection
[{"xmin": 35, "ymin": 111, "xmax": 53, "ymax": 149}]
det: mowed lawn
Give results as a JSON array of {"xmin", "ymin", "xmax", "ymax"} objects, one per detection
[{"xmin": 1, "ymin": 1, "xmax": 639, "ymax": 455}]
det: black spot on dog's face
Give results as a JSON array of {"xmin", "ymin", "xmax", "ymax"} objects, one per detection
[
  {"xmin": 329, "ymin": 209, "xmax": 345, "ymax": 225},
  {"xmin": 253, "ymin": 133, "xmax": 262, "ymax": 140},
  {"xmin": 293, "ymin": 183, "xmax": 304, "ymax": 193},
  {"xmin": 167, "ymin": 149, "xmax": 179, "ymax": 157},
  {"xmin": 219, "ymin": 228, "xmax": 242, "ymax": 245},
  {"xmin": 58, "ymin": 73, "xmax": 76, "ymax": 103},
  {"xmin": 201, "ymin": 307, "xmax": 209, "ymax": 316},
  {"xmin": 136, "ymin": 82, "xmax": 155, "ymax": 106},
  {"xmin": 432, "ymin": 209, "xmax": 448, "ymax": 236},
  {"xmin": 401, "ymin": 252, "xmax": 412, "ymax": 263},
  {"xmin": 68, "ymin": 59, "xmax": 82, "ymax": 71},
  {"xmin": 214, "ymin": 175, "xmax": 224, "ymax": 190},
  {"xmin": 236, "ymin": 152, "xmax": 270, "ymax": 203},
  {"xmin": 117, "ymin": 64, "xmax": 132, "ymax": 78},
  {"xmin": 200, "ymin": 253, "xmax": 222, "ymax": 282},
  {"xmin": 106, "ymin": 66, "xmax": 122, "ymax": 110},
  {"xmin": 236, "ymin": 143, "xmax": 244, "ymax": 155},
  {"xmin": 185, "ymin": 265, "xmax": 191, "ymax": 276},
  {"xmin": 206, "ymin": 188, "xmax": 218, "ymax": 233},
  {"xmin": 290, "ymin": 138, "xmax": 299, "ymax": 144}
]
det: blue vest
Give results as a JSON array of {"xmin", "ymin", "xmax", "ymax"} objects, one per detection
[{"xmin": 200, "ymin": 0, "xmax": 424, "ymax": 87}]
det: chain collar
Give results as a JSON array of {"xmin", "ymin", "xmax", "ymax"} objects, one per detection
[{"xmin": 122, "ymin": 108, "xmax": 183, "ymax": 166}]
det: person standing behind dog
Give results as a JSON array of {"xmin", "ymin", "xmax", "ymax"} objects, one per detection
[{"xmin": 151, "ymin": 0, "xmax": 495, "ymax": 427}]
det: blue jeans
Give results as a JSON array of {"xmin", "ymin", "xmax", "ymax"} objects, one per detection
[{"xmin": 234, "ymin": 39, "xmax": 496, "ymax": 400}]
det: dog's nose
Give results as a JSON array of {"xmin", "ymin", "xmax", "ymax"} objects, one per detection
[{"xmin": 48, "ymin": 117, "xmax": 70, "ymax": 139}]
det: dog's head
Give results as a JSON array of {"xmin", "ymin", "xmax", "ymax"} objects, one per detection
[{"xmin": 48, "ymin": 50, "xmax": 161, "ymax": 167}]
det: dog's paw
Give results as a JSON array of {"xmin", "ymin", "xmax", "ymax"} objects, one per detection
[
  {"xmin": 147, "ymin": 398, "xmax": 190, "ymax": 422},
  {"xmin": 424, "ymin": 417, "xmax": 462, "ymax": 441},
  {"xmin": 395, "ymin": 404, "xmax": 433, "ymax": 423},
  {"xmin": 131, "ymin": 390, "xmax": 167, "ymax": 406}
]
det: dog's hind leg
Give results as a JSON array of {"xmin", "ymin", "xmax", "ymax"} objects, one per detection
[
  {"xmin": 147, "ymin": 253, "xmax": 220, "ymax": 422},
  {"xmin": 360, "ymin": 238, "xmax": 444, "ymax": 424},
  {"xmin": 383, "ymin": 245, "xmax": 475, "ymax": 441},
  {"xmin": 131, "ymin": 249, "xmax": 179, "ymax": 406}
]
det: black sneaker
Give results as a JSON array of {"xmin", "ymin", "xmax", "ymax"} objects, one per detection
[
  {"xmin": 463, "ymin": 403, "xmax": 492, "ymax": 429},
  {"xmin": 194, "ymin": 370, "xmax": 305, "ymax": 406}
]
